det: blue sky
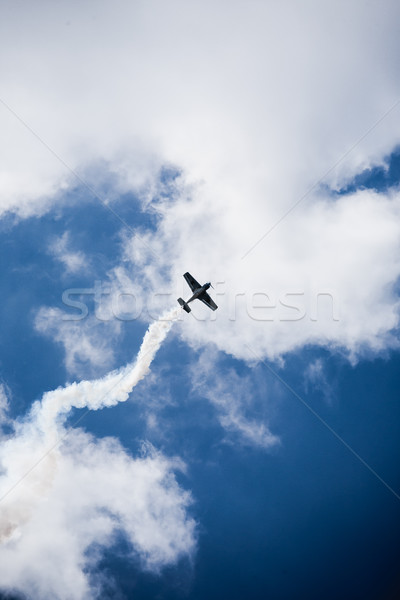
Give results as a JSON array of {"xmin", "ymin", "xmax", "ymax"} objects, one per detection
[{"xmin": 0, "ymin": 2, "xmax": 400, "ymax": 599}]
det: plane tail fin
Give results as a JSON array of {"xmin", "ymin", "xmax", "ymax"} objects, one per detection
[{"xmin": 178, "ymin": 298, "xmax": 191, "ymax": 313}]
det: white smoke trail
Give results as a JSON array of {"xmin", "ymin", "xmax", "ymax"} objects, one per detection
[
  {"xmin": 36, "ymin": 305, "xmax": 181, "ymax": 432},
  {"xmin": 0, "ymin": 306, "xmax": 181, "ymax": 542}
]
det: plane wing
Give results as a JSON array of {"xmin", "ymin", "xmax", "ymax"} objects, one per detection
[
  {"xmin": 199, "ymin": 291, "xmax": 218, "ymax": 311},
  {"xmin": 184, "ymin": 272, "xmax": 201, "ymax": 292}
]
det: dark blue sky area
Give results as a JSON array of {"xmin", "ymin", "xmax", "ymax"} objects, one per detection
[
  {"xmin": 0, "ymin": 162, "xmax": 399, "ymax": 599},
  {"xmin": 94, "ymin": 346, "xmax": 400, "ymax": 600}
]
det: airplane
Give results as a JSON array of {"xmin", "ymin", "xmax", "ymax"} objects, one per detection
[{"xmin": 177, "ymin": 272, "xmax": 218, "ymax": 313}]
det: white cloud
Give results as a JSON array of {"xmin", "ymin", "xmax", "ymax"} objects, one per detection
[
  {"xmin": 122, "ymin": 186, "xmax": 400, "ymax": 363},
  {"xmin": 0, "ymin": 431, "xmax": 195, "ymax": 600},
  {"xmin": 48, "ymin": 231, "xmax": 87, "ymax": 274},
  {"xmin": 0, "ymin": 1, "xmax": 399, "ymax": 217}
]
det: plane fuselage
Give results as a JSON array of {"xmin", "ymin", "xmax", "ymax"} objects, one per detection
[{"xmin": 188, "ymin": 282, "xmax": 211, "ymax": 304}]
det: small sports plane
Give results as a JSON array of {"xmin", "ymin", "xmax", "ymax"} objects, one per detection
[{"xmin": 178, "ymin": 272, "xmax": 218, "ymax": 313}]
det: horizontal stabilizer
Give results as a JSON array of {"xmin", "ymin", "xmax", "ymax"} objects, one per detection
[{"xmin": 177, "ymin": 297, "xmax": 191, "ymax": 313}]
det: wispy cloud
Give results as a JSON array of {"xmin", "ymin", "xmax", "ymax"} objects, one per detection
[
  {"xmin": 34, "ymin": 306, "xmax": 119, "ymax": 378},
  {"xmin": 0, "ymin": 384, "xmax": 11, "ymax": 430},
  {"xmin": 191, "ymin": 350, "xmax": 279, "ymax": 449},
  {"xmin": 304, "ymin": 358, "xmax": 334, "ymax": 404},
  {"xmin": 48, "ymin": 231, "xmax": 87, "ymax": 275}
]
